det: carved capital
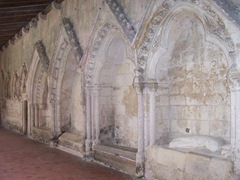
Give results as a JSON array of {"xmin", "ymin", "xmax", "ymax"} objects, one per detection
[
  {"xmin": 91, "ymin": 86, "xmax": 100, "ymax": 96},
  {"xmin": 145, "ymin": 79, "xmax": 158, "ymax": 92},
  {"xmin": 133, "ymin": 82, "xmax": 144, "ymax": 94},
  {"xmin": 228, "ymin": 63, "xmax": 240, "ymax": 89},
  {"xmin": 133, "ymin": 68, "xmax": 145, "ymax": 93}
]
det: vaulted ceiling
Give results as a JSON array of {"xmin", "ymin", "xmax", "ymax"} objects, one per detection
[{"xmin": 0, "ymin": 0, "xmax": 64, "ymax": 49}]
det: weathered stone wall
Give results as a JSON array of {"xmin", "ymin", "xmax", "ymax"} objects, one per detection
[
  {"xmin": 146, "ymin": 146, "xmax": 234, "ymax": 180},
  {"xmin": 0, "ymin": 0, "xmax": 240, "ymax": 178},
  {"xmin": 154, "ymin": 11, "xmax": 231, "ymax": 143},
  {"xmin": 98, "ymin": 37, "xmax": 137, "ymax": 148}
]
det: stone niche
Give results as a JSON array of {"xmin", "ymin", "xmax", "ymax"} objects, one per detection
[
  {"xmin": 146, "ymin": 10, "xmax": 234, "ymax": 179},
  {"xmin": 60, "ymin": 50, "xmax": 80, "ymax": 133},
  {"xmin": 2, "ymin": 99, "xmax": 23, "ymax": 133},
  {"xmin": 154, "ymin": 11, "xmax": 230, "ymax": 148},
  {"xmin": 98, "ymin": 37, "xmax": 137, "ymax": 148}
]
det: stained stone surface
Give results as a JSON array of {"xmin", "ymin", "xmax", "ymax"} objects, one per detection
[
  {"xmin": 154, "ymin": 10, "xmax": 231, "ymax": 143},
  {"xmin": 214, "ymin": 0, "xmax": 240, "ymax": 26},
  {"xmin": 0, "ymin": 0, "xmax": 240, "ymax": 179},
  {"xmin": 169, "ymin": 135, "xmax": 225, "ymax": 152},
  {"xmin": 146, "ymin": 146, "xmax": 235, "ymax": 180}
]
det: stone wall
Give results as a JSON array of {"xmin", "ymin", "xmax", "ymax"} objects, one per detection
[
  {"xmin": 146, "ymin": 146, "xmax": 234, "ymax": 180},
  {"xmin": 154, "ymin": 11, "xmax": 231, "ymax": 143},
  {"xmin": 0, "ymin": 0, "xmax": 240, "ymax": 178}
]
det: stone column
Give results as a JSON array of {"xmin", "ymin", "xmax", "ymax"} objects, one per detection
[
  {"xmin": 145, "ymin": 80, "xmax": 158, "ymax": 146},
  {"xmin": 33, "ymin": 104, "xmax": 39, "ymax": 127},
  {"xmin": 90, "ymin": 89, "xmax": 95, "ymax": 143},
  {"xmin": 85, "ymin": 86, "xmax": 92, "ymax": 157},
  {"xmin": 29, "ymin": 103, "xmax": 34, "ymax": 134},
  {"xmin": 133, "ymin": 82, "xmax": 145, "ymax": 177},
  {"xmin": 228, "ymin": 65, "xmax": 240, "ymax": 175},
  {"xmin": 50, "ymin": 101, "xmax": 57, "ymax": 134},
  {"xmin": 92, "ymin": 87, "xmax": 100, "ymax": 145}
]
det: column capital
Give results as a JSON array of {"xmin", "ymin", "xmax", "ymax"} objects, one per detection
[
  {"xmin": 228, "ymin": 63, "xmax": 240, "ymax": 90},
  {"xmin": 133, "ymin": 82, "xmax": 144, "ymax": 94},
  {"xmin": 133, "ymin": 68, "xmax": 145, "ymax": 93},
  {"xmin": 144, "ymin": 79, "xmax": 158, "ymax": 92}
]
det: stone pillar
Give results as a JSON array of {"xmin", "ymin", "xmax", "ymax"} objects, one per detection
[
  {"xmin": 85, "ymin": 86, "xmax": 92, "ymax": 157},
  {"xmin": 133, "ymin": 82, "xmax": 145, "ymax": 177},
  {"xmin": 92, "ymin": 87, "xmax": 100, "ymax": 145},
  {"xmin": 29, "ymin": 103, "xmax": 34, "ymax": 134},
  {"xmin": 35, "ymin": 104, "xmax": 39, "ymax": 127},
  {"xmin": 90, "ymin": 89, "xmax": 95, "ymax": 143},
  {"xmin": 33, "ymin": 104, "xmax": 39, "ymax": 127},
  {"xmin": 50, "ymin": 101, "xmax": 57, "ymax": 134},
  {"xmin": 145, "ymin": 80, "xmax": 158, "ymax": 146},
  {"xmin": 228, "ymin": 65, "xmax": 240, "ymax": 175}
]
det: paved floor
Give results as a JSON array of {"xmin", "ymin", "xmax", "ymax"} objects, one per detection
[{"xmin": 0, "ymin": 128, "xmax": 133, "ymax": 180}]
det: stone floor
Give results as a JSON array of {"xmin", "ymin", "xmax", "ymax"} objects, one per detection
[{"xmin": 0, "ymin": 128, "xmax": 133, "ymax": 180}]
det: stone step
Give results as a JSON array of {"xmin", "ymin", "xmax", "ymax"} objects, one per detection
[
  {"xmin": 94, "ymin": 144, "xmax": 137, "ymax": 176},
  {"xmin": 57, "ymin": 132, "xmax": 85, "ymax": 157},
  {"xmin": 31, "ymin": 126, "xmax": 53, "ymax": 144}
]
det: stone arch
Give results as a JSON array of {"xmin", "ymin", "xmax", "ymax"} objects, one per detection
[
  {"xmin": 48, "ymin": 21, "xmax": 84, "ymax": 141},
  {"xmin": 146, "ymin": 7, "xmax": 233, "ymax": 79},
  {"xmin": 48, "ymin": 32, "xmax": 71, "ymax": 134},
  {"xmin": 26, "ymin": 47, "xmax": 49, "ymax": 136},
  {"xmin": 84, "ymin": 22, "xmax": 137, "ymax": 151},
  {"xmin": 137, "ymin": 0, "xmax": 235, "ymax": 76},
  {"xmin": 137, "ymin": 1, "xmax": 235, "ymax": 158}
]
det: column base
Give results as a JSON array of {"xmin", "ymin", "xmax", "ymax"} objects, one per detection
[
  {"xmin": 234, "ymin": 147, "xmax": 240, "ymax": 175},
  {"xmin": 136, "ymin": 152, "xmax": 144, "ymax": 177},
  {"xmin": 85, "ymin": 139, "xmax": 92, "ymax": 156}
]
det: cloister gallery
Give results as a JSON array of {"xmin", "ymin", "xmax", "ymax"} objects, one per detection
[{"xmin": 0, "ymin": 0, "xmax": 240, "ymax": 179}]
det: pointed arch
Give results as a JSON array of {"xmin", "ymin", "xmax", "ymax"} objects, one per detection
[
  {"xmin": 48, "ymin": 18, "xmax": 83, "ymax": 136},
  {"xmin": 84, "ymin": 21, "xmax": 137, "ymax": 152},
  {"xmin": 136, "ymin": 0, "xmax": 235, "ymax": 76},
  {"xmin": 26, "ymin": 42, "xmax": 50, "ymax": 138}
]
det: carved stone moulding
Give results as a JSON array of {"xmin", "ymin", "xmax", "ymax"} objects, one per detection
[
  {"xmin": 228, "ymin": 62, "xmax": 240, "ymax": 89},
  {"xmin": 85, "ymin": 23, "xmax": 118, "ymax": 85},
  {"xmin": 38, "ymin": 12, "xmax": 47, "ymax": 21},
  {"xmin": 49, "ymin": 40, "xmax": 68, "ymax": 106},
  {"xmin": 35, "ymin": 40, "xmax": 50, "ymax": 73},
  {"xmin": 213, "ymin": 0, "xmax": 240, "ymax": 26},
  {"xmin": 0, "ymin": 1, "xmax": 62, "ymax": 52},
  {"xmin": 137, "ymin": 0, "xmax": 236, "ymax": 73},
  {"xmin": 52, "ymin": 1, "xmax": 61, "ymax": 10},
  {"xmin": 62, "ymin": 18, "xmax": 83, "ymax": 65},
  {"xmin": 106, "ymin": 0, "xmax": 136, "ymax": 42}
]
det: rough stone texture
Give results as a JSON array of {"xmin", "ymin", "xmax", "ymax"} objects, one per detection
[
  {"xmin": 0, "ymin": 0, "xmax": 240, "ymax": 178},
  {"xmin": 146, "ymin": 146, "xmax": 235, "ymax": 180},
  {"xmin": 2, "ymin": 100, "xmax": 23, "ymax": 130},
  {"xmin": 98, "ymin": 37, "xmax": 137, "ymax": 148},
  {"xmin": 94, "ymin": 144, "xmax": 137, "ymax": 176},
  {"xmin": 31, "ymin": 127, "xmax": 53, "ymax": 144},
  {"xmin": 154, "ymin": 11, "xmax": 231, "ymax": 142},
  {"xmin": 169, "ymin": 135, "xmax": 225, "ymax": 152},
  {"xmin": 58, "ymin": 132, "xmax": 84, "ymax": 152}
]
